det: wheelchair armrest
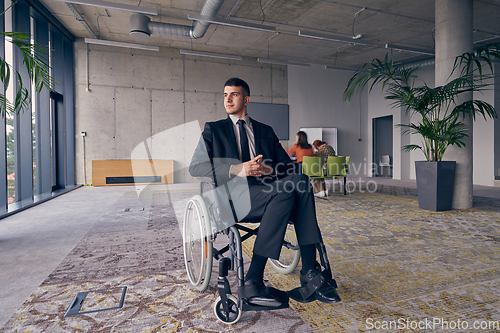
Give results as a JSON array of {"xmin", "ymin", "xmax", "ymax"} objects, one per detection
[
  {"xmin": 196, "ymin": 177, "xmax": 216, "ymax": 195},
  {"xmin": 196, "ymin": 177, "xmax": 214, "ymax": 183}
]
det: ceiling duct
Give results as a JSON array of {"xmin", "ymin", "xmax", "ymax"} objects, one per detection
[
  {"xmin": 130, "ymin": 0, "xmax": 224, "ymax": 40},
  {"xmin": 401, "ymin": 58, "xmax": 435, "ymax": 69}
]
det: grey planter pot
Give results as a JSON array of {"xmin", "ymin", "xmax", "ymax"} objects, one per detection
[{"xmin": 415, "ymin": 161, "xmax": 456, "ymax": 211}]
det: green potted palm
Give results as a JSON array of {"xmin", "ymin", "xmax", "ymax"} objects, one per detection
[{"xmin": 343, "ymin": 44, "xmax": 499, "ymax": 211}]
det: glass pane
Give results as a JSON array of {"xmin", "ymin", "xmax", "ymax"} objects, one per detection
[
  {"xmin": 4, "ymin": 0, "xmax": 15, "ymax": 204},
  {"xmin": 6, "ymin": 114, "xmax": 14, "ymax": 203},
  {"xmin": 50, "ymin": 97, "xmax": 55, "ymax": 188},
  {"xmin": 31, "ymin": 17, "xmax": 37, "ymax": 195}
]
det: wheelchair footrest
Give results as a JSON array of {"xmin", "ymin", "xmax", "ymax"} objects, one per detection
[
  {"xmin": 320, "ymin": 267, "xmax": 337, "ymax": 289},
  {"xmin": 289, "ymin": 270, "xmax": 338, "ymax": 303},
  {"xmin": 289, "ymin": 272, "xmax": 325, "ymax": 303},
  {"xmin": 288, "ymin": 288, "xmax": 316, "ymax": 303},
  {"xmin": 240, "ymin": 287, "xmax": 289, "ymax": 311}
]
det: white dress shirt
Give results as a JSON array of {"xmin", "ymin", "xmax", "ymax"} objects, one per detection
[{"xmin": 229, "ymin": 114, "xmax": 256, "ymax": 160}]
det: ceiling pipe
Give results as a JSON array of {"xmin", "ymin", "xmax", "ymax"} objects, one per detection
[
  {"xmin": 400, "ymin": 56, "xmax": 500, "ymax": 70},
  {"xmin": 130, "ymin": 0, "xmax": 224, "ymax": 40},
  {"xmin": 400, "ymin": 58, "xmax": 435, "ymax": 69}
]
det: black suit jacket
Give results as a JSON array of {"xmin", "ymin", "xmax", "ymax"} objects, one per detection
[{"xmin": 189, "ymin": 116, "xmax": 294, "ymax": 186}]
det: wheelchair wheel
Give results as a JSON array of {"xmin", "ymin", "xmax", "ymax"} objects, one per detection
[
  {"xmin": 213, "ymin": 294, "xmax": 241, "ymax": 325},
  {"xmin": 183, "ymin": 195, "xmax": 213, "ymax": 291},
  {"xmin": 269, "ymin": 223, "xmax": 301, "ymax": 274}
]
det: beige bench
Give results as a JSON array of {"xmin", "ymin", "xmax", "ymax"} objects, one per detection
[{"xmin": 92, "ymin": 159, "xmax": 174, "ymax": 186}]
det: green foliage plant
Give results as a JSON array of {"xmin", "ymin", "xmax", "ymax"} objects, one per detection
[
  {"xmin": 343, "ymin": 44, "xmax": 500, "ymax": 161},
  {"xmin": 1, "ymin": 1, "xmax": 55, "ymax": 118}
]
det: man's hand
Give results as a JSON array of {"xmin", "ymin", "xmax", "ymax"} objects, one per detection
[
  {"xmin": 231, "ymin": 155, "xmax": 272, "ymax": 178},
  {"xmin": 258, "ymin": 156, "xmax": 273, "ymax": 176}
]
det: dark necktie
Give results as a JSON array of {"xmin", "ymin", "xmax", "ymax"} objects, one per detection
[{"xmin": 237, "ymin": 119, "xmax": 251, "ymax": 162}]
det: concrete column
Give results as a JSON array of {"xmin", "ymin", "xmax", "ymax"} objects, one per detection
[
  {"xmin": 435, "ymin": 0, "xmax": 473, "ymax": 208},
  {"xmin": 496, "ymin": 64, "xmax": 500, "ymax": 185}
]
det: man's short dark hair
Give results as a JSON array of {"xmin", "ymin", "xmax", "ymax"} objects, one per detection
[{"xmin": 224, "ymin": 77, "xmax": 250, "ymax": 97}]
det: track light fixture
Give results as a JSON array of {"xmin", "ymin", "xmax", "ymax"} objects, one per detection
[
  {"xmin": 298, "ymin": 30, "xmax": 371, "ymax": 46},
  {"xmin": 54, "ymin": 0, "xmax": 157, "ymax": 15},
  {"xmin": 385, "ymin": 44, "xmax": 434, "ymax": 56},
  {"xmin": 180, "ymin": 49, "xmax": 242, "ymax": 60},
  {"xmin": 85, "ymin": 38, "xmax": 159, "ymax": 51},
  {"xmin": 257, "ymin": 58, "xmax": 310, "ymax": 67},
  {"xmin": 325, "ymin": 65, "xmax": 358, "ymax": 72}
]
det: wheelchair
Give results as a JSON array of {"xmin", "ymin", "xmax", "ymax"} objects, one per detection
[{"xmin": 183, "ymin": 178, "xmax": 335, "ymax": 324}]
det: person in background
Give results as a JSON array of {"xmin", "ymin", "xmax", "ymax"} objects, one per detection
[
  {"xmin": 312, "ymin": 140, "xmax": 336, "ymax": 197},
  {"xmin": 288, "ymin": 131, "xmax": 314, "ymax": 173}
]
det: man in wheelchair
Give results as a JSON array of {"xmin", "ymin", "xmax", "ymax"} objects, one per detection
[{"xmin": 189, "ymin": 77, "xmax": 340, "ymax": 307}]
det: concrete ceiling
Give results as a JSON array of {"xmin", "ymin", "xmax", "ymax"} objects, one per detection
[{"xmin": 39, "ymin": 0, "xmax": 500, "ymax": 68}]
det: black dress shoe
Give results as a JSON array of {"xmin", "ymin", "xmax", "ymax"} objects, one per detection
[
  {"xmin": 300, "ymin": 269, "xmax": 341, "ymax": 304},
  {"xmin": 241, "ymin": 279, "xmax": 283, "ymax": 307}
]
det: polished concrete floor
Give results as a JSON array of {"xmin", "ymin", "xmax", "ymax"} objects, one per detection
[
  {"xmin": 0, "ymin": 179, "xmax": 499, "ymax": 331},
  {"xmin": 0, "ymin": 186, "xmax": 131, "ymax": 327}
]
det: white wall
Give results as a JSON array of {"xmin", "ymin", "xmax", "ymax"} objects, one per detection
[
  {"xmin": 288, "ymin": 62, "xmax": 497, "ymax": 185},
  {"xmin": 288, "ymin": 64, "xmax": 368, "ymax": 177},
  {"xmin": 495, "ymin": 64, "xmax": 500, "ymax": 183},
  {"xmin": 360, "ymin": 64, "xmax": 496, "ymax": 185},
  {"xmin": 74, "ymin": 38, "xmax": 287, "ymax": 184},
  {"xmin": 473, "ymin": 66, "xmax": 495, "ymax": 186},
  {"xmin": 75, "ymin": 39, "xmax": 497, "ymax": 186}
]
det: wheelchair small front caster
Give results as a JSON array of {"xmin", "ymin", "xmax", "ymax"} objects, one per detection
[{"xmin": 213, "ymin": 294, "xmax": 241, "ymax": 324}]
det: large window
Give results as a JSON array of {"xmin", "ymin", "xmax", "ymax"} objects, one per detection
[
  {"xmin": 4, "ymin": 0, "xmax": 15, "ymax": 206},
  {"xmin": 0, "ymin": 0, "xmax": 75, "ymax": 217},
  {"xmin": 31, "ymin": 16, "xmax": 37, "ymax": 196}
]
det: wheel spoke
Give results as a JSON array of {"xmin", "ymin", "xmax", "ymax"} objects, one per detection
[{"xmin": 215, "ymin": 296, "xmax": 240, "ymax": 323}]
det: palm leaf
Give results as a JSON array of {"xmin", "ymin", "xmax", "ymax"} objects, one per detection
[
  {"xmin": 401, "ymin": 144, "xmax": 422, "ymax": 153},
  {"xmin": 343, "ymin": 51, "xmax": 418, "ymax": 103},
  {"xmin": 0, "ymin": 31, "xmax": 54, "ymax": 117},
  {"xmin": 453, "ymin": 43, "xmax": 500, "ymax": 78},
  {"xmin": 344, "ymin": 43, "xmax": 499, "ymax": 161},
  {"xmin": 452, "ymin": 99, "xmax": 498, "ymax": 121}
]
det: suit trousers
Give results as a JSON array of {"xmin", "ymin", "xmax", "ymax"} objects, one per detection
[{"xmin": 243, "ymin": 173, "xmax": 323, "ymax": 259}]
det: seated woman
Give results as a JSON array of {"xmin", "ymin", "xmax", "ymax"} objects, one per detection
[
  {"xmin": 312, "ymin": 140, "xmax": 336, "ymax": 197},
  {"xmin": 288, "ymin": 131, "xmax": 313, "ymax": 173}
]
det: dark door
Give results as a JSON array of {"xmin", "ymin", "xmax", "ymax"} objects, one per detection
[
  {"xmin": 373, "ymin": 115, "xmax": 393, "ymax": 177},
  {"xmin": 50, "ymin": 91, "xmax": 65, "ymax": 190}
]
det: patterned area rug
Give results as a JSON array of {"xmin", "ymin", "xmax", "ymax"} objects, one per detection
[
  {"xmin": 265, "ymin": 192, "xmax": 500, "ymax": 332},
  {"xmin": 2, "ymin": 188, "xmax": 500, "ymax": 332},
  {"xmin": 0, "ymin": 189, "xmax": 311, "ymax": 332}
]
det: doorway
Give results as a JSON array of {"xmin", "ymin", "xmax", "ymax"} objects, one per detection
[
  {"xmin": 50, "ymin": 91, "xmax": 65, "ymax": 191},
  {"xmin": 373, "ymin": 115, "xmax": 393, "ymax": 177}
]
